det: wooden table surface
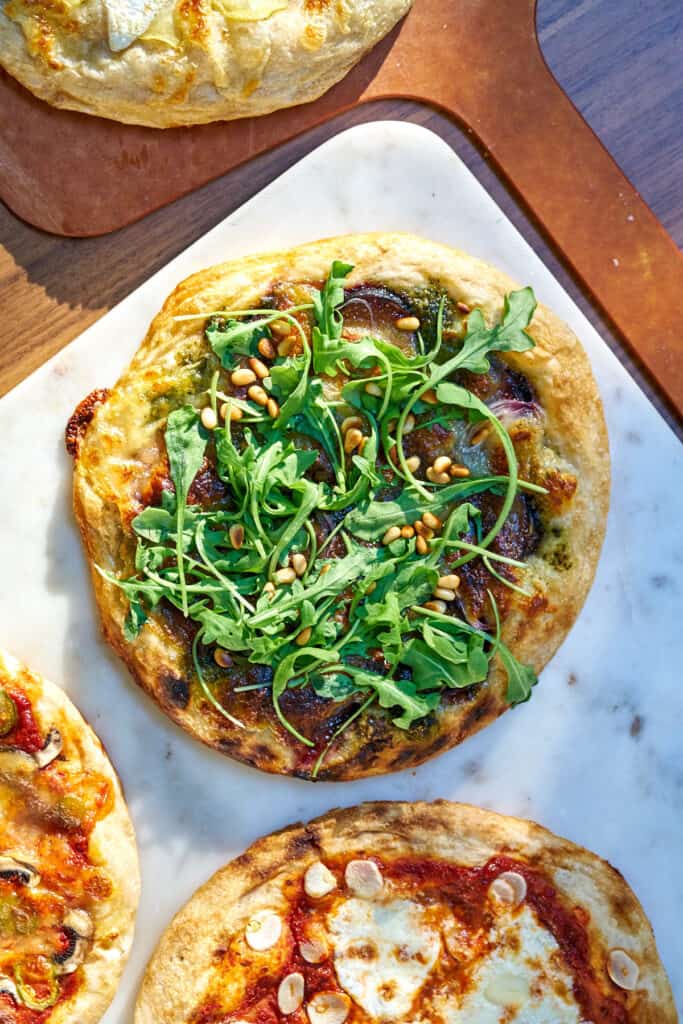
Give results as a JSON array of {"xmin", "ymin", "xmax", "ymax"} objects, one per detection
[{"xmin": 1, "ymin": 0, "xmax": 681, "ymax": 429}]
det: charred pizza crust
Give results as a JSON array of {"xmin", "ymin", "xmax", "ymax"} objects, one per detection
[
  {"xmin": 0, "ymin": 649, "xmax": 140, "ymax": 1024},
  {"xmin": 134, "ymin": 800, "xmax": 675, "ymax": 1024},
  {"xmin": 0, "ymin": 0, "xmax": 410, "ymax": 127},
  {"xmin": 70, "ymin": 233, "xmax": 610, "ymax": 779}
]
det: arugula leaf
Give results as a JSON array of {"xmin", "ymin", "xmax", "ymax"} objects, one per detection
[
  {"xmin": 206, "ymin": 317, "xmax": 270, "ymax": 364},
  {"xmin": 271, "ymin": 647, "xmax": 339, "ymax": 744},
  {"xmin": 311, "ymin": 671, "xmax": 358, "ymax": 700},
  {"xmin": 497, "ymin": 645, "xmax": 537, "ymax": 704},
  {"xmin": 312, "ymin": 260, "xmax": 353, "ymax": 347},
  {"xmin": 345, "ymin": 479, "xmax": 505, "ymax": 540},
  {"xmin": 165, "ymin": 406, "xmax": 208, "ymax": 615},
  {"xmin": 454, "ymin": 287, "xmax": 537, "ymax": 373},
  {"xmin": 339, "ymin": 666, "xmax": 440, "ymax": 729}
]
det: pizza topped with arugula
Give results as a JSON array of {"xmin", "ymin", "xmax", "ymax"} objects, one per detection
[
  {"xmin": 0, "ymin": 649, "xmax": 139, "ymax": 1024},
  {"xmin": 134, "ymin": 801, "xmax": 676, "ymax": 1024},
  {"xmin": 68, "ymin": 234, "xmax": 609, "ymax": 779}
]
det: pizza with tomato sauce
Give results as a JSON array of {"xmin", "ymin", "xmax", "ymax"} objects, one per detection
[
  {"xmin": 135, "ymin": 801, "xmax": 675, "ymax": 1024},
  {"xmin": 69, "ymin": 234, "xmax": 609, "ymax": 780},
  {"xmin": 0, "ymin": 650, "xmax": 140, "ymax": 1024}
]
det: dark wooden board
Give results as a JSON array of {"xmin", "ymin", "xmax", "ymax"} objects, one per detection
[{"xmin": 1, "ymin": 0, "xmax": 682, "ymax": 418}]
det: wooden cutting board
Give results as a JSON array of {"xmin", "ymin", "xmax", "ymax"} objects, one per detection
[{"xmin": 1, "ymin": 0, "xmax": 682, "ymax": 417}]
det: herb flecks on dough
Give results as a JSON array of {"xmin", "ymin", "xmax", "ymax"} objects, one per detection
[{"xmin": 102, "ymin": 263, "xmax": 544, "ymax": 766}]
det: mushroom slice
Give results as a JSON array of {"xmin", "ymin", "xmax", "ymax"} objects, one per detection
[
  {"xmin": 0, "ymin": 975, "xmax": 19, "ymax": 1002},
  {"xmin": 0, "ymin": 855, "xmax": 40, "ymax": 887},
  {"xmin": 304, "ymin": 861, "xmax": 337, "ymax": 899},
  {"xmin": 307, "ymin": 992, "xmax": 351, "ymax": 1024},
  {"xmin": 64, "ymin": 908, "xmax": 94, "ymax": 939},
  {"xmin": 278, "ymin": 972, "xmax": 305, "ymax": 1014},
  {"xmin": 489, "ymin": 871, "xmax": 527, "ymax": 907},
  {"xmin": 344, "ymin": 860, "xmax": 383, "ymax": 898},
  {"xmin": 245, "ymin": 910, "xmax": 282, "ymax": 951},
  {"xmin": 54, "ymin": 931, "xmax": 91, "ymax": 975},
  {"xmin": 607, "ymin": 949, "xmax": 639, "ymax": 991},
  {"xmin": 34, "ymin": 728, "xmax": 63, "ymax": 769}
]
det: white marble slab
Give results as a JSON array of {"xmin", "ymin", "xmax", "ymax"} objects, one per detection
[{"xmin": 0, "ymin": 122, "xmax": 681, "ymax": 1018}]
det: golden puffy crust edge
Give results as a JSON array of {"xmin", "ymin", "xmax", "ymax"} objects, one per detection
[
  {"xmin": 134, "ymin": 800, "xmax": 675, "ymax": 1024},
  {"xmin": 0, "ymin": 0, "xmax": 411, "ymax": 128},
  {"xmin": 72, "ymin": 232, "xmax": 609, "ymax": 780},
  {"xmin": 0, "ymin": 649, "xmax": 140, "ymax": 1024}
]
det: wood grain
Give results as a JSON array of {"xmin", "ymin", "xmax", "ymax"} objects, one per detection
[{"xmin": 0, "ymin": 0, "xmax": 681, "ymax": 432}]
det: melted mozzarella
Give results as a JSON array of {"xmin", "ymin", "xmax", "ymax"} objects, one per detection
[
  {"xmin": 105, "ymin": 0, "xmax": 172, "ymax": 51},
  {"xmin": 327, "ymin": 898, "xmax": 441, "ymax": 1020},
  {"xmin": 436, "ymin": 906, "xmax": 582, "ymax": 1024}
]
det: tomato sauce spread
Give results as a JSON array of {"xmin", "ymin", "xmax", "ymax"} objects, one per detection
[
  {"xmin": 193, "ymin": 854, "xmax": 628, "ymax": 1024},
  {"xmin": 0, "ymin": 686, "xmax": 113, "ymax": 1022},
  {"xmin": 2, "ymin": 689, "xmax": 43, "ymax": 754}
]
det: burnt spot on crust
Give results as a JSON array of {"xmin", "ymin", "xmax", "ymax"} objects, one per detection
[
  {"xmin": 65, "ymin": 388, "xmax": 110, "ymax": 457},
  {"xmin": 285, "ymin": 831, "xmax": 317, "ymax": 863},
  {"xmin": 542, "ymin": 469, "xmax": 578, "ymax": 512},
  {"xmin": 161, "ymin": 674, "xmax": 190, "ymax": 709}
]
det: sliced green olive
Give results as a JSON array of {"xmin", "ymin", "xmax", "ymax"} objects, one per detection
[
  {"xmin": 0, "ymin": 689, "xmax": 17, "ymax": 737},
  {"xmin": 14, "ymin": 962, "xmax": 59, "ymax": 1011}
]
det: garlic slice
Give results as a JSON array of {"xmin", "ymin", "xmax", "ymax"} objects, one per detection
[
  {"xmin": 304, "ymin": 861, "xmax": 337, "ymax": 899},
  {"xmin": 307, "ymin": 992, "xmax": 351, "ymax": 1024},
  {"xmin": 490, "ymin": 871, "xmax": 527, "ymax": 907},
  {"xmin": 345, "ymin": 860, "xmax": 383, "ymax": 898},
  {"xmin": 278, "ymin": 972, "xmax": 304, "ymax": 1014},
  {"xmin": 607, "ymin": 949, "xmax": 639, "ymax": 990},
  {"xmin": 300, "ymin": 938, "xmax": 327, "ymax": 963},
  {"xmin": 245, "ymin": 910, "xmax": 282, "ymax": 951}
]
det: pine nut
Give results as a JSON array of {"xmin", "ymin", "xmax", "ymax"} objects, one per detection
[
  {"xmin": 341, "ymin": 416, "xmax": 362, "ymax": 434},
  {"xmin": 422, "ymin": 389, "xmax": 438, "ymax": 405},
  {"xmin": 470, "ymin": 423, "xmax": 491, "ymax": 446},
  {"xmin": 320, "ymin": 564, "xmax": 331, "ymax": 576},
  {"xmin": 220, "ymin": 402, "xmax": 243, "ymax": 422},
  {"xmin": 248, "ymin": 385, "xmax": 269, "ymax": 406},
  {"xmin": 269, "ymin": 319, "xmax": 290, "ymax": 337},
  {"xmin": 214, "ymin": 648, "xmax": 232, "ymax": 668},
  {"xmin": 433, "ymin": 455, "xmax": 452, "ymax": 474},
  {"xmin": 267, "ymin": 398, "xmax": 280, "ymax": 418},
  {"xmin": 449, "ymin": 464, "xmax": 471, "ymax": 478},
  {"xmin": 264, "ymin": 581, "xmax": 276, "ymax": 597},
  {"xmin": 416, "ymin": 535, "xmax": 429, "ymax": 555},
  {"xmin": 249, "ymin": 357, "xmax": 270, "ymax": 379},
  {"xmin": 231, "ymin": 367, "xmax": 257, "ymax": 387},
  {"xmin": 424, "ymin": 600, "xmax": 447, "ymax": 614},
  {"xmin": 200, "ymin": 406, "xmax": 217, "ymax": 430},
  {"xmin": 401, "ymin": 525, "xmax": 415, "ymax": 539},
  {"xmin": 296, "ymin": 627, "xmax": 312, "ymax": 646},
  {"xmin": 457, "ymin": 301, "xmax": 471, "ymax": 314},
  {"xmin": 382, "ymin": 526, "xmax": 402, "ymax": 545},
  {"xmin": 422, "ymin": 512, "xmax": 442, "ymax": 530},
  {"xmin": 257, "ymin": 338, "xmax": 275, "ymax": 360},
  {"xmin": 406, "ymin": 456, "xmax": 421, "ymax": 473},
  {"xmin": 433, "ymin": 587, "xmax": 456, "ymax": 602},
  {"xmin": 426, "ymin": 467, "xmax": 450, "ymax": 484},
  {"xmin": 414, "ymin": 520, "xmax": 434, "ymax": 540},
  {"xmin": 438, "ymin": 574, "xmax": 461, "ymax": 590},
  {"xmin": 277, "ymin": 337, "xmax": 293, "ymax": 357},
  {"xmin": 395, "ymin": 316, "xmax": 420, "ymax": 331},
  {"xmin": 344, "ymin": 428, "xmax": 364, "ymax": 453},
  {"xmin": 404, "ymin": 414, "xmax": 416, "ymax": 432},
  {"xmin": 274, "ymin": 567, "xmax": 296, "ymax": 585},
  {"xmin": 229, "ymin": 524, "xmax": 244, "ymax": 549},
  {"xmin": 364, "ymin": 382, "xmax": 383, "ymax": 397},
  {"xmin": 291, "ymin": 553, "xmax": 307, "ymax": 577}
]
